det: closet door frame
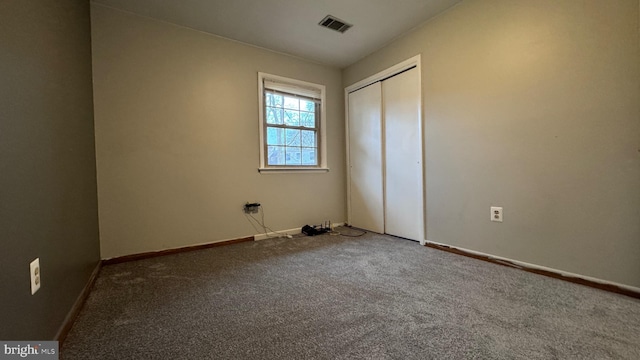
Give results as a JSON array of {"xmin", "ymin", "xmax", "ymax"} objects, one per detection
[{"xmin": 344, "ymin": 55, "xmax": 426, "ymax": 245}]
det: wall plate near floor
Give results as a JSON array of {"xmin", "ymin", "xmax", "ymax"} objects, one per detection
[
  {"xmin": 30, "ymin": 258, "xmax": 41, "ymax": 295},
  {"xmin": 243, "ymin": 202, "xmax": 260, "ymax": 214},
  {"xmin": 490, "ymin": 206, "xmax": 503, "ymax": 222}
]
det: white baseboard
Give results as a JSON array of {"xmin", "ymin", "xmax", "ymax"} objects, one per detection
[
  {"xmin": 254, "ymin": 222, "xmax": 346, "ymax": 241},
  {"xmin": 424, "ymin": 239, "xmax": 640, "ymax": 294}
]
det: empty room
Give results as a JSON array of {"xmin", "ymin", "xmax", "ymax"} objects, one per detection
[{"xmin": 1, "ymin": 0, "xmax": 639, "ymax": 359}]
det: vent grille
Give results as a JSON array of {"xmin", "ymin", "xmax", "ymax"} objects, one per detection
[{"xmin": 319, "ymin": 15, "xmax": 352, "ymax": 33}]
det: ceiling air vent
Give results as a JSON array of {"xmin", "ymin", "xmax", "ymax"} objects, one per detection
[{"xmin": 319, "ymin": 15, "xmax": 352, "ymax": 33}]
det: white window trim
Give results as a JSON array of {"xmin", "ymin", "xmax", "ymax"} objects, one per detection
[{"xmin": 258, "ymin": 72, "xmax": 328, "ymax": 173}]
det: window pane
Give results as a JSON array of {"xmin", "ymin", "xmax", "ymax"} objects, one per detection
[
  {"xmin": 302, "ymin": 147, "xmax": 317, "ymax": 165},
  {"xmin": 285, "ymin": 147, "xmax": 301, "ymax": 165},
  {"xmin": 284, "ymin": 110, "xmax": 299, "ymax": 126},
  {"xmin": 300, "ymin": 99, "xmax": 315, "ymax": 112},
  {"xmin": 301, "ymin": 130, "xmax": 316, "ymax": 147},
  {"xmin": 267, "ymin": 146, "xmax": 285, "ymax": 165},
  {"xmin": 283, "ymin": 96, "xmax": 299, "ymax": 110},
  {"xmin": 300, "ymin": 112, "xmax": 315, "ymax": 128},
  {"xmin": 266, "ymin": 107, "xmax": 283, "ymax": 124},
  {"xmin": 265, "ymin": 93, "xmax": 283, "ymax": 108},
  {"xmin": 266, "ymin": 127, "xmax": 285, "ymax": 145},
  {"xmin": 286, "ymin": 129, "xmax": 301, "ymax": 146}
]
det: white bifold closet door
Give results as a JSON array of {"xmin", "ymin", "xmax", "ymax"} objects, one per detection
[
  {"xmin": 347, "ymin": 82, "xmax": 384, "ymax": 234},
  {"xmin": 348, "ymin": 67, "xmax": 423, "ymax": 241}
]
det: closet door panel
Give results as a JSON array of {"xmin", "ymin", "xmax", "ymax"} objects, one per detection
[
  {"xmin": 383, "ymin": 68, "xmax": 423, "ymax": 241},
  {"xmin": 348, "ymin": 83, "xmax": 384, "ymax": 233}
]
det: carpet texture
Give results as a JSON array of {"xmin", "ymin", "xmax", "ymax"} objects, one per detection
[{"xmin": 62, "ymin": 229, "xmax": 640, "ymax": 359}]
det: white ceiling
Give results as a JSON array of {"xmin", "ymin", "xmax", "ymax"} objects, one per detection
[{"xmin": 92, "ymin": 0, "xmax": 463, "ymax": 68}]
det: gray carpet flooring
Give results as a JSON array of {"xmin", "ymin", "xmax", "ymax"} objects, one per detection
[{"xmin": 62, "ymin": 229, "xmax": 640, "ymax": 359}]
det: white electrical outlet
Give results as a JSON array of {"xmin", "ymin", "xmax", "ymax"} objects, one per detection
[
  {"xmin": 490, "ymin": 206, "xmax": 503, "ymax": 222},
  {"xmin": 30, "ymin": 258, "xmax": 41, "ymax": 295}
]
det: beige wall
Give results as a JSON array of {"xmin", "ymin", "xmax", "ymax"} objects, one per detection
[
  {"xmin": 344, "ymin": 0, "xmax": 640, "ymax": 287},
  {"xmin": 1, "ymin": 0, "xmax": 100, "ymax": 339},
  {"xmin": 92, "ymin": 4, "xmax": 346, "ymax": 259}
]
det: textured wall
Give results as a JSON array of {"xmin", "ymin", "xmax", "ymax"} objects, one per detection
[
  {"xmin": 343, "ymin": 0, "xmax": 640, "ymax": 288},
  {"xmin": 0, "ymin": 0, "xmax": 100, "ymax": 339},
  {"xmin": 91, "ymin": 5, "xmax": 346, "ymax": 259}
]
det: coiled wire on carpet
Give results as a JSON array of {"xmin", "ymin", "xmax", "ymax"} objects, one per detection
[{"xmin": 328, "ymin": 227, "xmax": 367, "ymax": 237}]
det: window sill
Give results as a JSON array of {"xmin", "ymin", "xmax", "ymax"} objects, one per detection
[{"xmin": 258, "ymin": 167, "xmax": 330, "ymax": 174}]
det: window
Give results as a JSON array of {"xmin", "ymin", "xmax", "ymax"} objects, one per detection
[{"xmin": 258, "ymin": 73, "xmax": 327, "ymax": 173}]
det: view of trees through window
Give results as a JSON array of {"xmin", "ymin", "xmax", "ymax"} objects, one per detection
[{"xmin": 264, "ymin": 90, "xmax": 319, "ymax": 166}]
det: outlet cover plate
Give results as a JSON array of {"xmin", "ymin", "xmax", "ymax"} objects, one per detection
[
  {"xmin": 30, "ymin": 258, "xmax": 40, "ymax": 295},
  {"xmin": 491, "ymin": 206, "xmax": 503, "ymax": 222}
]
